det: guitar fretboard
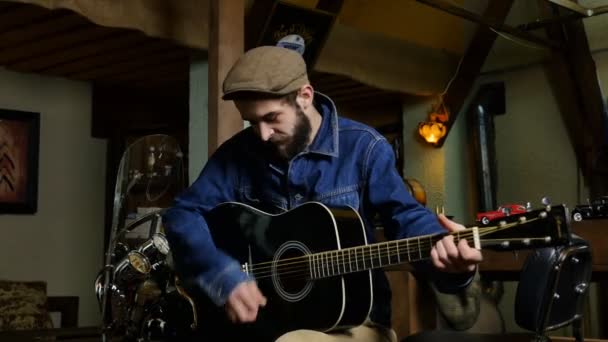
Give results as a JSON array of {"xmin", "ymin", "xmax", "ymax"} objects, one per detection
[{"xmin": 308, "ymin": 229, "xmax": 479, "ymax": 279}]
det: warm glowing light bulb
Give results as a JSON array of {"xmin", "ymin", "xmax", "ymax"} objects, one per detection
[{"xmin": 418, "ymin": 121, "xmax": 447, "ymax": 145}]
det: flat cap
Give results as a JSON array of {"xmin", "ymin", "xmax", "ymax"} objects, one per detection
[{"xmin": 222, "ymin": 46, "xmax": 309, "ymax": 100}]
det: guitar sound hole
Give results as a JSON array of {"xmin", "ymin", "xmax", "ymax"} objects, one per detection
[
  {"xmin": 272, "ymin": 241, "xmax": 314, "ymax": 302},
  {"xmin": 276, "ymin": 249, "xmax": 308, "ymax": 293}
]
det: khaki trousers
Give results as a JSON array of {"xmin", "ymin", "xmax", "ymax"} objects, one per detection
[{"xmin": 275, "ymin": 321, "xmax": 397, "ymax": 342}]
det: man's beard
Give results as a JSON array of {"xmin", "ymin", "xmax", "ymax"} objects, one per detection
[{"xmin": 269, "ymin": 105, "xmax": 312, "ymax": 160}]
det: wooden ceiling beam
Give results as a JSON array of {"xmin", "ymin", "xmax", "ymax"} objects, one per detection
[
  {"xmin": 8, "ymin": 32, "xmax": 147, "ymax": 72},
  {"xmin": 70, "ymin": 50, "xmax": 188, "ymax": 80},
  {"xmin": 539, "ymin": 1, "xmax": 608, "ymax": 194},
  {"xmin": 435, "ymin": 0, "xmax": 515, "ymax": 146},
  {"xmin": 0, "ymin": 12, "xmax": 89, "ymax": 48},
  {"xmin": 0, "ymin": 2, "xmax": 192, "ymax": 93},
  {"xmin": 0, "ymin": 2, "xmax": 18, "ymax": 11},
  {"xmin": 42, "ymin": 41, "xmax": 173, "ymax": 76},
  {"xmin": 0, "ymin": 26, "xmax": 119, "ymax": 65},
  {"xmin": 0, "ymin": 4, "xmax": 52, "ymax": 32},
  {"xmin": 416, "ymin": 0, "xmax": 560, "ymax": 49}
]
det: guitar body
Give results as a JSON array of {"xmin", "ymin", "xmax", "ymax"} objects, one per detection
[{"xmin": 204, "ymin": 202, "xmax": 373, "ymax": 340}]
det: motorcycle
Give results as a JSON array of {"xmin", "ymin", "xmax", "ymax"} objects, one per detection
[{"xmin": 95, "ymin": 134, "xmax": 196, "ymax": 341}]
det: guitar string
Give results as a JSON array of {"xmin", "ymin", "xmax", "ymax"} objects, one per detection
[
  {"xmin": 246, "ymin": 218, "xmax": 532, "ymax": 272},
  {"xmin": 253, "ymin": 238, "xmax": 543, "ymax": 279},
  {"xmin": 248, "ymin": 218, "xmax": 544, "ymax": 280},
  {"xmin": 250, "ymin": 236, "xmax": 553, "ymax": 281},
  {"xmin": 247, "ymin": 219, "xmax": 532, "ymax": 278}
]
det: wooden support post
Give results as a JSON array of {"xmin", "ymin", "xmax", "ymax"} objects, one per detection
[{"xmin": 208, "ymin": 0, "xmax": 245, "ymax": 155}]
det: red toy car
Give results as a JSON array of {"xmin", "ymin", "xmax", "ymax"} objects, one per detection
[{"xmin": 476, "ymin": 204, "xmax": 528, "ymax": 225}]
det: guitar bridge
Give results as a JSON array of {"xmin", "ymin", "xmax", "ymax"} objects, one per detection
[
  {"xmin": 241, "ymin": 245, "xmax": 253, "ymax": 276},
  {"xmin": 241, "ymin": 262, "xmax": 250, "ymax": 275}
]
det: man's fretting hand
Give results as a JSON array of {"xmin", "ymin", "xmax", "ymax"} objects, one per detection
[{"xmin": 430, "ymin": 214, "xmax": 483, "ymax": 273}]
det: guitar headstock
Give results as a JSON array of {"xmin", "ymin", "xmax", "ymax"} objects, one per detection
[{"xmin": 477, "ymin": 204, "xmax": 571, "ymax": 251}]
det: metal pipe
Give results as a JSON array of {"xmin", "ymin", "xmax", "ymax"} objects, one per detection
[{"xmin": 473, "ymin": 104, "xmax": 496, "ymax": 212}]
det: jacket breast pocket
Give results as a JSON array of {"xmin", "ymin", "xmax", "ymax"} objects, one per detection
[{"xmin": 314, "ymin": 184, "xmax": 360, "ymax": 210}]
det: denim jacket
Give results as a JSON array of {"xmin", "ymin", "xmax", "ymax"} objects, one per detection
[{"xmin": 162, "ymin": 92, "xmax": 472, "ymax": 326}]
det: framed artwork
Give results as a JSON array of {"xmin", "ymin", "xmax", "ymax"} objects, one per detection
[
  {"xmin": 0, "ymin": 109, "xmax": 40, "ymax": 214},
  {"xmin": 255, "ymin": 1, "xmax": 335, "ymax": 69}
]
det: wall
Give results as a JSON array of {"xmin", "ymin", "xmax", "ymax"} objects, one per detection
[
  {"xmin": 188, "ymin": 57, "xmax": 209, "ymax": 184},
  {"xmin": 489, "ymin": 66, "xmax": 581, "ymax": 209},
  {"xmin": 0, "ymin": 68, "xmax": 106, "ymax": 327},
  {"xmin": 402, "ymin": 42, "xmax": 599, "ymax": 336},
  {"xmin": 481, "ymin": 17, "xmax": 608, "ymax": 336},
  {"xmin": 481, "ymin": 63, "xmax": 585, "ymax": 335},
  {"xmin": 402, "ymin": 98, "xmax": 448, "ymax": 214},
  {"xmin": 402, "ymin": 96, "xmax": 475, "ymax": 224}
]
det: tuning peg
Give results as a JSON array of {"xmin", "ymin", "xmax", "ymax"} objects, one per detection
[{"xmin": 541, "ymin": 197, "xmax": 552, "ymax": 211}]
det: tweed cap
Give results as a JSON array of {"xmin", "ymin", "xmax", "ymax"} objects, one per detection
[{"xmin": 222, "ymin": 46, "xmax": 309, "ymax": 100}]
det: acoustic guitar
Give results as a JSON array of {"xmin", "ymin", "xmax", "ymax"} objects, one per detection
[{"xmin": 201, "ymin": 201, "xmax": 571, "ymax": 340}]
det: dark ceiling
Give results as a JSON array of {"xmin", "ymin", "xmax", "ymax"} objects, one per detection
[
  {"xmin": 0, "ymin": 1, "xmax": 193, "ymax": 94},
  {"xmin": 0, "ymin": 1, "xmax": 401, "ymax": 105}
]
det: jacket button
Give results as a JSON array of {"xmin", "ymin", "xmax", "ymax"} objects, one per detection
[{"xmin": 294, "ymin": 194, "xmax": 303, "ymax": 201}]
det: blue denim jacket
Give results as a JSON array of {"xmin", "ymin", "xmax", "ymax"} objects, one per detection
[{"xmin": 162, "ymin": 92, "xmax": 471, "ymax": 326}]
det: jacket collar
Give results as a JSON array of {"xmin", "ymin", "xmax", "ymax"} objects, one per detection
[{"xmin": 305, "ymin": 92, "xmax": 339, "ymax": 158}]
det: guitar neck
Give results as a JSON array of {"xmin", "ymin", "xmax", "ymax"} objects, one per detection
[
  {"xmin": 241, "ymin": 205, "xmax": 568, "ymax": 282},
  {"xmin": 307, "ymin": 227, "xmax": 480, "ymax": 279},
  {"xmin": 307, "ymin": 208, "xmax": 568, "ymax": 279}
]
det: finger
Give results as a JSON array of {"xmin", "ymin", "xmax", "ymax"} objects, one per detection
[
  {"xmin": 458, "ymin": 239, "xmax": 483, "ymax": 263},
  {"xmin": 454, "ymin": 240, "xmax": 482, "ymax": 272},
  {"xmin": 236, "ymin": 301, "xmax": 258, "ymax": 323},
  {"xmin": 227, "ymin": 297, "xmax": 249, "ymax": 323},
  {"xmin": 430, "ymin": 246, "xmax": 446, "ymax": 270},
  {"xmin": 238, "ymin": 283, "xmax": 258, "ymax": 311},
  {"xmin": 437, "ymin": 214, "xmax": 466, "ymax": 232},
  {"xmin": 250, "ymin": 283, "xmax": 267, "ymax": 306},
  {"xmin": 441, "ymin": 235, "xmax": 460, "ymax": 260},
  {"xmin": 435, "ymin": 239, "xmax": 450, "ymax": 267},
  {"xmin": 232, "ymin": 287, "xmax": 260, "ymax": 323},
  {"xmin": 232, "ymin": 282, "xmax": 265, "ymax": 323},
  {"xmin": 245, "ymin": 282, "xmax": 266, "ymax": 309}
]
